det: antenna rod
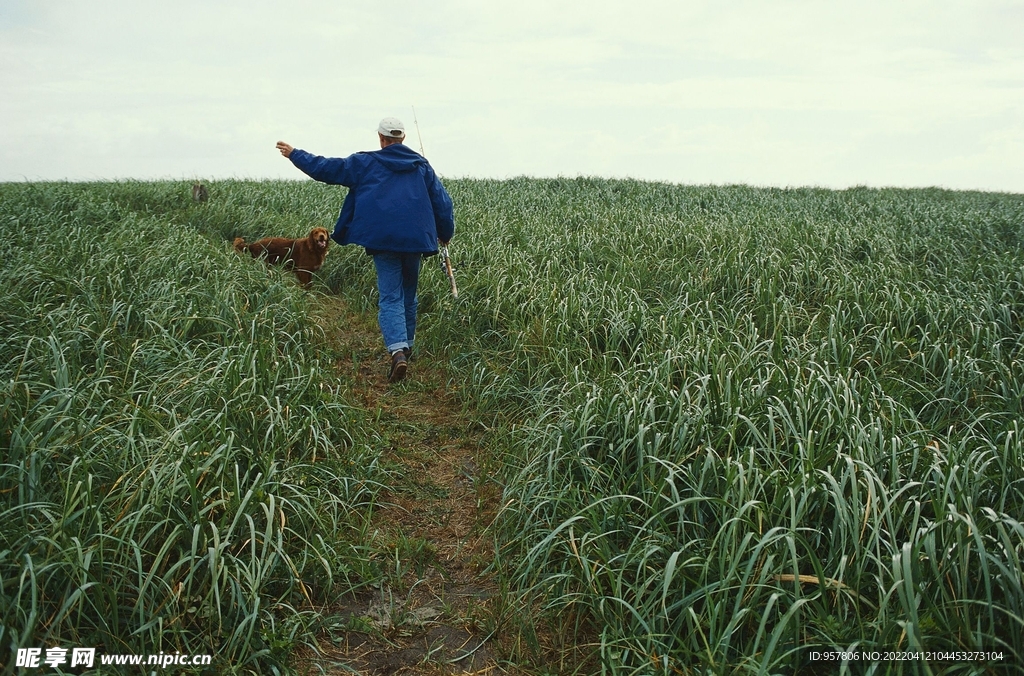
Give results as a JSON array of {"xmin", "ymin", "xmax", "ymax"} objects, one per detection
[{"xmin": 411, "ymin": 105, "xmax": 425, "ymax": 156}]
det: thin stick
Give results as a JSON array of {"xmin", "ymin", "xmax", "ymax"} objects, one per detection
[
  {"xmin": 411, "ymin": 105, "xmax": 426, "ymax": 156},
  {"xmin": 409, "ymin": 108, "xmax": 454, "ymax": 298}
]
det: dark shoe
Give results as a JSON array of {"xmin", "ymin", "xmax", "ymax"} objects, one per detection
[
  {"xmin": 388, "ymin": 351, "xmax": 407, "ymax": 383},
  {"xmin": 403, "ymin": 347, "xmax": 414, "ymax": 362}
]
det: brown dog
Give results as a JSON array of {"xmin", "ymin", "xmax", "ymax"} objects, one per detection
[{"xmin": 234, "ymin": 227, "xmax": 330, "ymax": 287}]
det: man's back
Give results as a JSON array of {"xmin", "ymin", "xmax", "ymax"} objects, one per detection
[{"xmin": 288, "ymin": 144, "xmax": 453, "ymax": 253}]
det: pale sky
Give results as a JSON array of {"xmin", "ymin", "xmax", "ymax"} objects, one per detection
[{"xmin": 2, "ymin": 1, "xmax": 1023, "ymax": 192}]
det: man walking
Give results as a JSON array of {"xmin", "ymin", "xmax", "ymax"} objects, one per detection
[{"xmin": 276, "ymin": 117, "xmax": 454, "ymax": 383}]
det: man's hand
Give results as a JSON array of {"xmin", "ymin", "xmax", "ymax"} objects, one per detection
[{"xmin": 276, "ymin": 141, "xmax": 294, "ymax": 158}]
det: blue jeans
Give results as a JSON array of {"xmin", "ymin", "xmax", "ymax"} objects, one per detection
[{"xmin": 372, "ymin": 253, "xmax": 421, "ymax": 354}]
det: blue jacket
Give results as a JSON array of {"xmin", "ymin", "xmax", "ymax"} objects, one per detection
[{"xmin": 289, "ymin": 144, "xmax": 455, "ymax": 254}]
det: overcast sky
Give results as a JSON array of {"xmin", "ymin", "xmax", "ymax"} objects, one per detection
[{"xmin": 2, "ymin": 1, "xmax": 1023, "ymax": 192}]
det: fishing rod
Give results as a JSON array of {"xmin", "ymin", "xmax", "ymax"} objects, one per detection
[
  {"xmin": 411, "ymin": 105, "xmax": 426, "ymax": 157},
  {"xmin": 412, "ymin": 105, "xmax": 457, "ymax": 298}
]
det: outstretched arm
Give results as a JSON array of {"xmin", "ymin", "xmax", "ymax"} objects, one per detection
[{"xmin": 276, "ymin": 141, "xmax": 360, "ymax": 186}]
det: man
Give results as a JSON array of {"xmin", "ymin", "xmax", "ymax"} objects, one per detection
[{"xmin": 276, "ymin": 117, "xmax": 454, "ymax": 383}]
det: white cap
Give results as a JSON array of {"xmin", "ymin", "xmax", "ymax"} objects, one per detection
[{"xmin": 377, "ymin": 117, "xmax": 405, "ymax": 138}]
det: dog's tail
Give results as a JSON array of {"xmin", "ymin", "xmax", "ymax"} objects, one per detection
[{"xmin": 233, "ymin": 237, "xmax": 248, "ymax": 253}]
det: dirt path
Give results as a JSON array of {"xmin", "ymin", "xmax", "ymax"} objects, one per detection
[{"xmin": 300, "ymin": 294, "xmax": 509, "ymax": 675}]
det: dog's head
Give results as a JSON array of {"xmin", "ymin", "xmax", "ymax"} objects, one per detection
[{"xmin": 308, "ymin": 227, "xmax": 330, "ymax": 251}]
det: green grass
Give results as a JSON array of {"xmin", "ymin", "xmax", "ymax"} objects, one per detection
[
  {"xmin": 418, "ymin": 179, "xmax": 1024, "ymax": 673},
  {"xmin": 0, "ymin": 181, "xmax": 386, "ymax": 674},
  {"xmin": 3, "ymin": 177, "xmax": 1023, "ymax": 674}
]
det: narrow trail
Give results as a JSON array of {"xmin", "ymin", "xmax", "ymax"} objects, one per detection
[{"xmin": 299, "ymin": 293, "xmax": 510, "ymax": 676}]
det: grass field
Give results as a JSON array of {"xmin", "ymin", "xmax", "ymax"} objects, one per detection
[
  {"xmin": 0, "ymin": 182, "xmax": 386, "ymax": 674},
  {"xmin": 2, "ymin": 178, "xmax": 1024, "ymax": 674},
  {"xmin": 434, "ymin": 179, "xmax": 1024, "ymax": 674}
]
